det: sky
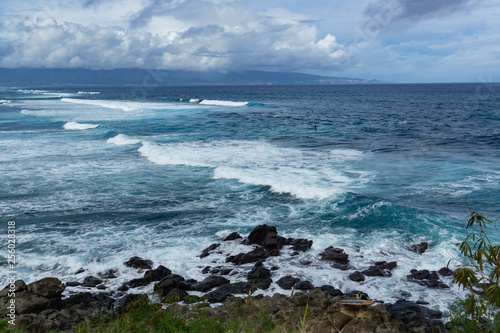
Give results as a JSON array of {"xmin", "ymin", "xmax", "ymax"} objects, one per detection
[{"xmin": 0, "ymin": 0, "xmax": 499, "ymax": 83}]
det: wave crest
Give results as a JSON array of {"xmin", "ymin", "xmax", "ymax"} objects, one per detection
[{"xmin": 63, "ymin": 122, "xmax": 99, "ymax": 130}]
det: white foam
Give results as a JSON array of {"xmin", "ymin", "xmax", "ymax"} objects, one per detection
[
  {"xmin": 107, "ymin": 134, "xmax": 142, "ymax": 146},
  {"xmin": 138, "ymin": 140, "xmax": 371, "ymax": 200},
  {"xmin": 78, "ymin": 91, "xmax": 100, "ymax": 95},
  {"xmin": 189, "ymin": 99, "xmax": 200, "ymax": 103},
  {"xmin": 63, "ymin": 122, "xmax": 99, "ymax": 130},
  {"xmin": 199, "ymin": 99, "xmax": 249, "ymax": 107},
  {"xmin": 61, "ymin": 98, "xmax": 201, "ymax": 112},
  {"xmin": 20, "ymin": 109, "xmax": 33, "ymax": 115}
]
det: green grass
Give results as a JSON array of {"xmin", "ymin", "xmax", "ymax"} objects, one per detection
[{"xmin": 74, "ymin": 298, "xmax": 287, "ymax": 333}]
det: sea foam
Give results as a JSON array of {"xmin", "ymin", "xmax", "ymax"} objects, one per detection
[
  {"xmin": 199, "ymin": 100, "xmax": 249, "ymax": 107},
  {"xmin": 107, "ymin": 134, "xmax": 142, "ymax": 146},
  {"xmin": 138, "ymin": 140, "xmax": 370, "ymax": 200},
  {"xmin": 63, "ymin": 122, "xmax": 99, "ymax": 130}
]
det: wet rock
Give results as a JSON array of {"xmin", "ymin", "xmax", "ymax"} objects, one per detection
[
  {"xmin": 290, "ymin": 238, "xmax": 313, "ymax": 252},
  {"xmin": 349, "ymin": 271, "xmax": 366, "ymax": 282},
  {"xmin": 223, "ymin": 232, "xmax": 242, "ymax": 241},
  {"xmin": 319, "ymin": 246, "xmax": 349, "ymax": 265},
  {"xmin": 247, "ymin": 266, "xmax": 271, "ymax": 281},
  {"xmin": 96, "ymin": 284, "xmax": 107, "ymax": 290},
  {"xmin": 293, "ymin": 280, "xmax": 314, "ymax": 290},
  {"xmin": 206, "ymin": 290, "xmax": 230, "ymax": 303},
  {"xmin": 218, "ymin": 282, "xmax": 255, "ymax": 294},
  {"xmin": 154, "ymin": 274, "xmax": 185, "ymax": 294},
  {"xmin": 226, "ymin": 247, "xmax": 269, "ymax": 265},
  {"xmin": 143, "ymin": 265, "xmax": 172, "ymax": 283},
  {"xmin": 408, "ymin": 242, "xmax": 429, "ymax": 254},
  {"xmin": 438, "ymin": 267, "xmax": 453, "ymax": 276},
  {"xmin": 178, "ymin": 279, "xmax": 197, "ymax": 290},
  {"xmin": 199, "ymin": 243, "xmax": 220, "ymax": 259},
  {"xmin": 407, "ymin": 270, "xmax": 449, "ymax": 289},
  {"xmin": 277, "ymin": 276, "xmax": 300, "ymax": 290},
  {"xmin": 192, "ymin": 275, "xmax": 230, "ymax": 292},
  {"xmin": 98, "ymin": 269, "xmax": 117, "ymax": 279},
  {"xmin": 65, "ymin": 281, "xmax": 81, "ymax": 287},
  {"xmin": 247, "ymin": 224, "xmax": 280, "ymax": 251},
  {"xmin": 320, "ymin": 285, "xmax": 343, "ymax": 297},
  {"xmin": 123, "ymin": 256, "xmax": 153, "ymax": 270},
  {"xmin": 74, "ymin": 268, "xmax": 85, "ymax": 275},
  {"xmin": 362, "ymin": 261, "xmax": 397, "ymax": 277},
  {"xmin": 254, "ymin": 278, "xmax": 272, "ymax": 290},
  {"xmin": 27, "ymin": 277, "xmax": 65, "ymax": 298},
  {"xmin": 82, "ymin": 276, "xmax": 103, "ymax": 288}
]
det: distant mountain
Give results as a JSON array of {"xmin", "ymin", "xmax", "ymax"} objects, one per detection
[{"xmin": 0, "ymin": 68, "xmax": 378, "ymax": 86}]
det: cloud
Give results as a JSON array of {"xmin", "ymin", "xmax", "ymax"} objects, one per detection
[
  {"xmin": 363, "ymin": 0, "xmax": 482, "ymax": 31},
  {"xmin": 0, "ymin": 12, "xmax": 349, "ymax": 72}
]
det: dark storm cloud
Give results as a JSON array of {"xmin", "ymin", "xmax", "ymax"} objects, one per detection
[{"xmin": 364, "ymin": 0, "xmax": 482, "ymax": 29}]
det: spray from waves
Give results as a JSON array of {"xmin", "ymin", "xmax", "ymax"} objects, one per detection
[
  {"xmin": 138, "ymin": 140, "xmax": 371, "ymax": 200},
  {"xmin": 199, "ymin": 100, "xmax": 249, "ymax": 107},
  {"xmin": 63, "ymin": 122, "xmax": 99, "ymax": 130},
  {"xmin": 107, "ymin": 134, "xmax": 142, "ymax": 146}
]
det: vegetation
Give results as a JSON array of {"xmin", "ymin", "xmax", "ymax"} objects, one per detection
[
  {"xmin": 73, "ymin": 297, "xmax": 300, "ymax": 333},
  {"xmin": 449, "ymin": 208, "xmax": 500, "ymax": 332}
]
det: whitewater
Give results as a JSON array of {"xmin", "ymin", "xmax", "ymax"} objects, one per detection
[{"xmin": 0, "ymin": 84, "xmax": 499, "ymax": 315}]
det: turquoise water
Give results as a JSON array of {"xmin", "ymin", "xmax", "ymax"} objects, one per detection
[{"xmin": 1, "ymin": 84, "xmax": 499, "ymax": 311}]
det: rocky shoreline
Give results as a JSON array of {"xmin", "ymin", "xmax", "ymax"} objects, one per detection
[{"xmin": 1, "ymin": 224, "xmax": 455, "ymax": 332}]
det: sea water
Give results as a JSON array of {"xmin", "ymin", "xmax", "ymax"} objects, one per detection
[{"xmin": 1, "ymin": 84, "xmax": 499, "ymax": 313}]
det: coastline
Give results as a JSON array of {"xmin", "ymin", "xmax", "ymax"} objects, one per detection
[{"xmin": 1, "ymin": 224, "xmax": 454, "ymax": 332}]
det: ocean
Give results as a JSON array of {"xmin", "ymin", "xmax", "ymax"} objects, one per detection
[{"xmin": 1, "ymin": 83, "xmax": 499, "ymax": 314}]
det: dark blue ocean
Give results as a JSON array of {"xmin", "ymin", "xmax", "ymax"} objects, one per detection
[{"xmin": 1, "ymin": 84, "xmax": 499, "ymax": 312}]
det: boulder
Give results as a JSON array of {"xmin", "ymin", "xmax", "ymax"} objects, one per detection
[
  {"xmin": 408, "ymin": 242, "xmax": 429, "ymax": 254},
  {"xmin": 247, "ymin": 224, "xmax": 281, "ymax": 253},
  {"xmin": 289, "ymin": 238, "xmax": 313, "ymax": 252},
  {"xmin": 0, "ymin": 279, "xmax": 26, "ymax": 297},
  {"xmin": 293, "ymin": 280, "xmax": 314, "ymax": 290},
  {"xmin": 438, "ymin": 267, "xmax": 453, "ymax": 276},
  {"xmin": 154, "ymin": 274, "xmax": 185, "ymax": 295},
  {"xmin": 218, "ymin": 282, "xmax": 255, "ymax": 294},
  {"xmin": 226, "ymin": 247, "xmax": 269, "ymax": 265},
  {"xmin": 143, "ymin": 265, "xmax": 172, "ymax": 283},
  {"xmin": 191, "ymin": 275, "xmax": 230, "ymax": 292},
  {"xmin": 223, "ymin": 232, "xmax": 242, "ymax": 241},
  {"xmin": 319, "ymin": 247, "xmax": 349, "ymax": 265},
  {"xmin": 82, "ymin": 276, "xmax": 103, "ymax": 288},
  {"xmin": 199, "ymin": 243, "xmax": 220, "ymax": 259},
  {"xmin": 247, "ymin": 266, "xmax": 271, "ymax": 281},
  {"xmin": 362, "ymin": 261, "xmax": 397, "ymax": 277},
  {"xmin": 123, "ymin": 256, "xmax": 153, "ymax": 270},
  {"xmin": 349, "ymin": 271, "xmax": 366, "ymax": 282},
  {"xmin": 205, "ymin": 290, "xmax": 230, "ymax": 303},
  {"xmin": 163, "ymin": 288, "xmax": 188, "ymax": 302},
  {"xmin": 27, "ymin": 277, "xmax": 65, "ymax": 298},
  {"xmin": 277, "ymin": 276, "xmax": 300, "ymax": 290},
  {"xmin": 97, "ymin": 269, "xmax": 117, "ymax": 279},
  {"xmin": 16, "ymin": 313, "xmax": 56, "ymax": 333},
  {"xmin": 407, "ymin": 269, "xmax": 449, "ymax": 289},
  {"xmin": 320, "ymin": 285, "xmax": 343, "ymax": 297}
]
